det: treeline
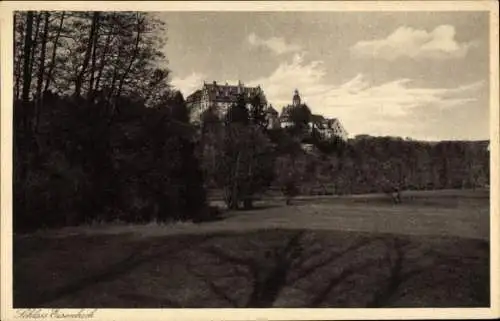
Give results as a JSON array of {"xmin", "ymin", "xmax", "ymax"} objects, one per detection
[{"xmin": 270, "ymin": 136, "xmax": 490, "ymax": 196}]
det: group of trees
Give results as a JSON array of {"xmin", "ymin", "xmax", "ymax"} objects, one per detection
[
  {"xmin": 198, "ymin": 92, "xmax": 275, "ymax": 210},
  {"xmin": 14, "ymin": 11, "xmax": 169, "ymax": 104},
  {"xmin": 273, "ymin": 136, "xmax": 490, "ymax": 197},
  {"xmin": 13, "ymin": 11, "xmax": 207, "ymax": 231}
]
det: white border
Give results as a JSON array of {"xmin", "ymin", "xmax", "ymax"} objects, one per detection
[{"xmin": 1, "ymin": 2, "xmax": 499, "ymax": 320}]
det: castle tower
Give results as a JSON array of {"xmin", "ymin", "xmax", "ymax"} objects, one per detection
[{"xmin": 292, "ymin": 89, "xmax": 301, "ymax": 107}]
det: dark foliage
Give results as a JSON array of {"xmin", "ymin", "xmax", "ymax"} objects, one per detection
[
  {"xmin": 249, "ymin": 92, "xmax": 268, "ymax": 129},
  {"xmin": 14, "ymin": 93, "xmax": 208, "ymax": 231},
  {"xmin": 273, "ymin": 135, "xmax": 490, "ymax": 196},
  {"xmin": 225, "ymin": 93, "xmax": 250, "ymax": 125},
  {"xmin": 201, "ymin": 97, "xmax": 276, "ymax": 210}
]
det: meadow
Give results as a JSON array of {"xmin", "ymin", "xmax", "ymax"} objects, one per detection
[{"xmin": 13, "ymin": 189, "xmax": 490, "ymax": 308}]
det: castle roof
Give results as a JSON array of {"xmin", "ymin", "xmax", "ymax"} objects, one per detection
[
  {"xmin": 310, "ymin": 114, "xmax": 326, "ymax": 123},
  {"xmin": 203, "ymin": 82, "xmax": 263, "ymax": 104},
  {"xmin": 266, "ymin": 105, "xmax": 279, "ymax": 115},
  {"xmin": 186, "ymin": 89, "xmax": 202, "ymax": 103}
]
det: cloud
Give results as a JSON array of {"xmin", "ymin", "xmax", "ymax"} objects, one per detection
[
  {"xmin": 247, "ymin": 33, "xmax": 302, "ymax": 55},
  {"xmin": 248, "ymin": 54, "xmax": 485, "ymax": 138},
  {"xmin": 350, "ymin": 25, "xmax": 475, "ymax": 60},
  {"xmin": 170, "ymin": 72, "xmax": 205, "ymax": 96}
]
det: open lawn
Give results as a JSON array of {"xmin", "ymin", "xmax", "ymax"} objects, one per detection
[{"xmin": 13, "ymin": 189, "xmax": 490, "ymax": 308}]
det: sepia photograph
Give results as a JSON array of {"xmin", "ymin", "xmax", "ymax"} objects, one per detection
[{"xmin": 1, "ymin": 1, "xmax": 499, "ymax": 320}]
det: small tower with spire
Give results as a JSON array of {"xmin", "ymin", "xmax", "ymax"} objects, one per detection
[{"xmin": 292, "ymin": 89, "xmax": 301, "ymax": 107}]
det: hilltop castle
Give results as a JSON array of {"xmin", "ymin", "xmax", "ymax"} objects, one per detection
[
  {"xmin": 186, "ymin": 80, "xmax": 266, "ymax": 124},
  {"xmin": 277, "ymin": 90, "xmax": 349, "ymax": 141},
  {"xmin": 186, "ymin": 82, "xmax": 348, "ymax": 141}
]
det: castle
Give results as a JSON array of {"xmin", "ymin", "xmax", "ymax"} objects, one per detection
[
  {"xmin": 186, "ymin": 81, "xmax": 266, "ymax": 124},
  {"xmin": 277, "ymin": 89, "xmax": 348, "ymax": 141},
  {"xmin": 186, "ymin": 82, "xmax": 348, "ymax": 141}
]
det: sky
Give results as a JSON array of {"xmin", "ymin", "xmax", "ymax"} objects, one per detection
[{"xmin": 158, "ymin": 11, "xmax": 490, "ymax": 141}]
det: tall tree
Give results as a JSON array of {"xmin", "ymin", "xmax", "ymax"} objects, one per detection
[
  {"xmin": 289, "ymin": 104, "xmax": 312, "ymax": 130},
  {"xmin": 115, "ymin": 13, "xmax": 143, "ymax": 99},
  {"xmin": 250, "ymin": 92, "xmax": 268, "ymax": 129},
  {"xmin": 34, "ymin": 12, "xmax": 50, "ymax": 131},
  {"xmin": 88, "ymin": 12, "xmax": 101, "ymax": 98},
  {"xmin": 74, "ymin": 12, "xmax": 100, "ymax": 97},
  {"xmin": 226, "ymin": 93, "xmax": 250, "ymax": 125},
  {"xmin": 14, "ymin": 12, "xmax": 25, "ymax": 100},
  {"xmin": 93, "ymin": 13, "xmax": 115, "ymax": 94},
  {"xmin": 28, "ymin": 12, "xmax": 43, "ymax": 87},
  {"xmin": 168, "ymin": 91, "xmax": 190, "ymax": 123},
  {"xmin": 21, "ymin": 11, "xmax": 34, "ymax": 104},
  {"xmin": 43, "ymin": 11, "xmax": 65, "ymax": 93}
]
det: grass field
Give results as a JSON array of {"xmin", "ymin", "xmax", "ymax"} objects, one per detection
[{"xmin": 13, "ymin": 189, "xmax": 490, "ymax": 308}]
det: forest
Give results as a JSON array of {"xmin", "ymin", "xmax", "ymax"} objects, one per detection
[{"xmin": 13, "ymin": 11, "xmax": 490, "ymax": 232}]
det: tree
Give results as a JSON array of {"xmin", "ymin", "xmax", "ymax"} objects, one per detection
[
  {"xmin": 289, "ymin": 104, "xmax": 312, "ymax": 130},
  {"xmin": 275, "ymin": 155, "xmax": 303, "ymax": 205},
  {"xmin": 74, "ymin": 12, "xmax": 100, "ymax": 97},
  {"xmin": 226, "ymin": 93, "xmax": 250, "ymax": 125},
  {"xmin": 168, "ymin": 91, "xmax": 190, "ymax": 123},
  {"xmin": 249, "ymin": 92, "xmax": 268, "ymax": 129},
  {"xmin": 21, "ymin": 11, "xmax": 34, "ymax": 104},
  {"xmin": 200, "ymin": 119, "xmax": 275, "ymax": 210},
  {"xmin": 43, "ymin": 11, "xmax": 65, "ymax": 94},
  {"xmin": 34, "ymin": 11, "xmax": 51, "ymax": 131},
  {"xmin": 221, "ymin": 124, "xmax": 275, "ymax": 209}
]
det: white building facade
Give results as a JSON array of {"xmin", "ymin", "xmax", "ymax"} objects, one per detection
[
  {"xmin": 279, "ymin": 90, "xmax": 349, "ymax": 141},
  {"xmin": 186, "ymin": 81, "xmax": 266, "ymax": 124}
]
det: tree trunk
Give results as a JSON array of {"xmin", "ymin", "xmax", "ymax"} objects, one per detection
[
  {"xmin": 88, "ymin": 13, "xmax": 101, "ymax": 98},
  {"xmin": 21, "ymin": 12, "xmax": 34, "ymax": 104},
  {"xmin": 18, "ymin": 11, "xmax": 35, "ymax": 224},
  {"xmin": 35, "ymin": 12, "xmax": 49, "ymax": 99},
  {"xmin": 243, "ymin": 198, "xmax": 253, "ymax": 210},
  {"xmin": 34, "ymin": 12, "xmax": 50, "ymax": 132},
  {"xmin": 75, "ymin": 12, "xmax": 99, "ymax": 97},
  {"xmin": 28, "ymin": 12, "xmax": 42, "ymax": 86},
  {"xmin": 231, "ymin": 151, "xmax": 242, "ymax": 210},
  {"xmin": 107, "ymin": 67, "xmax": 118, "ymax": 100},
  {"xmin": 44, "ymin": 11, "xmax": 65, "ymax": 93},
  {"xmin": 94, "ymin": 17, "xmax": 114, "ymax": 94},
  {"xmin": 14, "ymin": 13, "xmax": 24, "ymax": 101},
  {"xmin": 115, "ymin": 13, "xmax": 142, "ymax": 99}
]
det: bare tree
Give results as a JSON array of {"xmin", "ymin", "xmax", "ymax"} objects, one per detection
[
  {"xmin": 34, "ymin": 11, "xmax": 50, "ymax": 131},
  {"xmin": 74, "ymin": 12, "xmax": 99, "ymax": 97},
  {"xmin": 43, "ymin": 11, "xmax": 65, "ymax": 93},
  {"xmin": 21, "ymin": 11, "xmax": 34, "ymax": 104}
]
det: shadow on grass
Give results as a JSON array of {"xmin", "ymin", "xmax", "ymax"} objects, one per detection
[
  {"xmin": 176, "ymin": 231, "xmax": 489, "ymax": 308},
  {"xmin": 14, "ymin": 229, "xmax": 490, "ymax": 308},
  {"xmin": 15, "ymin": 234, "xmax": 217, "ymax": 308}
]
